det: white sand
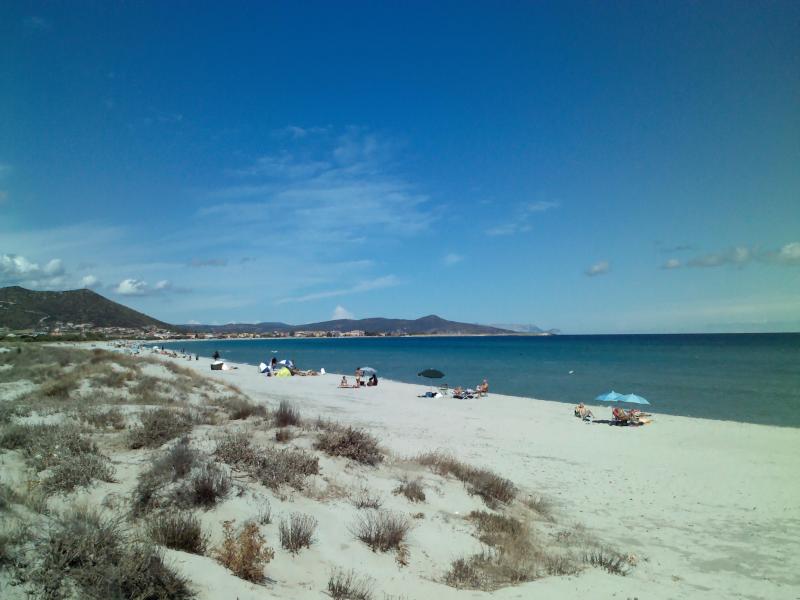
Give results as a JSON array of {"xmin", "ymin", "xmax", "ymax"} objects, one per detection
[{"xmin": 138, "ymin": 350, "xmax": 800, "ymax": 599}]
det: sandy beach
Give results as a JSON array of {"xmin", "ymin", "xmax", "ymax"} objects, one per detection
[{"xmin": 1, "ymin": 343, "xmax": 798, "ymax": 599}]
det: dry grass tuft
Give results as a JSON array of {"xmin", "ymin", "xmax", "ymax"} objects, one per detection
[
  {"xmin": 274, "ymin": 400, "xmax": 301, "ymax": 427},
  {"xmin": 275, "ymin": 428, "xmax": 292, "ymax": 443},
  {"xmin": 279, "ymin": 512, "xmax": 318, "ymax": 553},
  {"xmin": 417, "ymin": 451, "xmax": 515, "ymax": 508},
  {"xmin": 257, "ymin": 499, "xmax": 272, "ymax": 525},
  {"xmin": 128, "ymin": 407, "xmax": 194, "ymax": 449},
  {"xmin": 524, "ymin": 494, "xmax": 554, "ymax": 520},
  {"xmin": 582, "ymin": 546, "xmax": 630, "ymax": 575},
  {"xmin": 314, "ymin": 424, "xmax": 383, "ymax": 466},
  {"xmin": 393, "ymin": 477, "xmax": 425, "ymax": 503},
  {"xmin": 351, "ymin": 510, "xmax": 411, "ymax": 553},
  {"xmin": 327, "ymin": 568, "xmax": 375, "ymax": 600},
  {"xmin": 147, "ymin": 510, "xmax": 208, "ymax": 554},
  {"xmin": 351, "ymin": 485, "xmax": 383, "ymax": 509},
  {"xmin": 214, "ymin": 520, "xmax": 274, "ymax": 583}
]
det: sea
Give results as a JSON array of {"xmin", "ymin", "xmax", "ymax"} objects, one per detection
[{"xmin": 161, "ymin": 334, "xmax": 800, "ymax": 428}]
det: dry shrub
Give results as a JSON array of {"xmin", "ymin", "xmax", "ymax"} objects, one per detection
[
  {"xmin": 214, "ymin": 520, "xmax": 274, "ymax": 583},
  {"xmin": 393, "ymin": 477, "xmax": 425, "ymax": 503},
  {"xmin": 147, "ymin": 510, "xmax": 208, "ymax": 554},
  {"xmin": 274, "ymin": 400, "xmax": 301, "ymax": 427},
  {"xmin": 132, "ymin": 440, "xmax": 229, "ymax": 516},
  {"xmin": 351, "ymin": 485, "xmax": 383, "ymax": 509},
  {"xmin": 128, "ymin": 407, "xmax": 193, "ymax": 449},
  {"xmin": 43, "ymin": 452, "xmax": 115, "ymax": 494},
  {"xmin": 0, "ymin": 423, "xmax": 114, "ymax": 495},
  {"xmin": 314, "ymin": 424, "xmax": 383, "ymax": 466},
  {"xmin": 582, "ymin": 546, "xmax": 630, "ymax": 575},
  {"xmin": 351, "ymin": 510, "xmax": 411, "ymax": 553},
  {"xmin": 80, "ymin": 407, "xmax": 127, "ymax": 430},
  {"xmin": 445, "ymin": 511, "xmax": 580, "ymax": 590},
  {"xmin": 275, "ymin": 428, "xmax": 292, "ymax": 443},
  {"xmin": 215, "ymin": 432, "xmax": 318, "ymax": 490},
  {"xmin": 182, "ymin": 463, "xmax": 232, "ymax": 508},
  {"xmin": 221, "ymin": 396, "xmax": 267, "ymax": 420},
  {"xmin": 327, "ymin": 568, "xmax": 374, "ymax": 600},
  {"xmin": 279, "ymin": 512, "xmax": 318, "ymax": 553},
  {"xmin": 257, "ymin": 447, "xmax": 319, "ymax": 490},
  {"xmin": 524, "ymin": 494, "xmax": 553, "ymax": 520},
  {"xmin": 417, "ymin": 451, "xmax": 515, "ymax": 508},
  {"xmin": 32, "ymin": 506, "xmax": 192, "ymax": 599},
  {"xmin": 39, "ymin": 373, "xmax": 79, "ymax": 398}
]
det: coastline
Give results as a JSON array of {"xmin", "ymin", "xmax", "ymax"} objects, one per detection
[{"xmin": 115, "ymin": 343, "xmax": 800, "ymax": 597}]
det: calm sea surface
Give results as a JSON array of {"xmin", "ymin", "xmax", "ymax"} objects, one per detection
[{"xmin": 162, "ymin": 334, "xmax": 800, "ymax": 427}]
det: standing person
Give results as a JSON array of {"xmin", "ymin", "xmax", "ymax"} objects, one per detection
[
  {"xmin": 213, "ymin": 350, "xmax": 220, "ymax": 361},
  {"xmin": 355, "ymin": 369, "xmax": 362, "ymax": 388}
]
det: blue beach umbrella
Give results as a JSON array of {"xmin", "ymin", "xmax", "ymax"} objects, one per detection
[
  {"xmin": 595, "ymin": 390, "xmax": 623, "ymax": 402},
  {"xmin": 619, "ymin": 393, "xmax": 650, "ymax": 405}
]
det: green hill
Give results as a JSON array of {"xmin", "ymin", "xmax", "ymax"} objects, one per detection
[{"xmin": 0, "ymin": 286, "xmax": 171, "ymax": 330}]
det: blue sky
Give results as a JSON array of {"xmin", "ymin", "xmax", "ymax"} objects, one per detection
[{"xmin": 1, "ymin": 1, "xmax": 799, "ymax": 333}]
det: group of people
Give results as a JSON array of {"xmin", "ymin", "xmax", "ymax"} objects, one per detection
[
  {"xmin": 573, "ymin": 402, "xmax": 652, "ymax": 425},
  {"xmin": 451, "ymin": 379, "xmax": 489, "ymax": 399},
  {"xmin": 339, "ymin": 369, "xmax": 378, "ymax": 388}
]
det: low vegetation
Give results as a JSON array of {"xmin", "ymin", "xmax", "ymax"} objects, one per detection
[
  {"xmin": 314, "ymin": 423, "xmax": 383, "ymax": 465},
  {"xmin": 393, "ymin": 477, "xmax": 426, "ymax": 502},
  {"xmin": 215, "ymin": 430, "xmax": 319, "ymax": 490},
  {"xmin": 147, "ymin": 510, "xmax": 208, "ymax": 554},
  {"xmin": 128, "ymin": 407, "xmax": 194, "ymax": 449},
  {"xmin": 351, "ymin": 485, "xmax": 383, "ymax": 509},
  {"xmin": 221, "ymin": 396, "xmax": 267, "ymax": 420},
  {"xmin": 417, "ymin": 450, "xmax": 516, "ymax": 508},
  {"xmin": 582, "ymin": 546, "xmax": 630, "ymax": 576},
  {"xmin": 351, "ymin": 510, "xmax": 411, "ymax": 553},
  {"xmin": 274, "ymin": 400, "xmax": 301, "ymax": 427},
  {"xmin": 279, "ymin": 512, "xmax": 318, "ymax": 553},
  {"xmin": 28, "ymin": 505, "xmax": 193, "ymax": 599},
  {"xmin": 0, "ymin": 422, "xmax": 115, "ymax": 495},
  {"xmin": 327, "ymin": 568, "xmax": 375, "ymax": 600},
  {"xmin": 214, "ymin": 520, "xmax": 275, "ymax": 583}
]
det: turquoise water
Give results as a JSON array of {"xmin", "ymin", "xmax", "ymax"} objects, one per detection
[{"xmin": 162, "ymin": 334, "xmax": 800, "ymax": 427}]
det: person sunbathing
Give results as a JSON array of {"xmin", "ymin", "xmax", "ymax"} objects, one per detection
[
  {"xmin": 339, "ymin": 376, "xmax": 350, "ymax": 388},
  {"xmin": 574, "ymin": 403, "xmax": 594, "ymax": 421},
  {"xmin": 476, "ymin": 379, "xmax": 489, "ymax": 396}
]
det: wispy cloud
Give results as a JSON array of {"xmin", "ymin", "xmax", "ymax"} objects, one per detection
[
  {"xmin": 275, "ymin": 275, "xmax": 400, "ymax": 304},
  {"xmin": 666, "ymin": 242, "xmax": 800, "ymax": 270},
  {"xmin": 276, "ymin": 125, "xmax": 329, "ymax": 139},
  {"xmin": 189, "ymin": 258, "xmax": 228, "ymax": 268},
  {"xmin": 24, "ymin": 16, "xmax": 51, "ymax": 31},
  {"xmin": 443, "ymin": 252, "xmax": 463, "ymax": 266},
  {"xmin": 202, "ymin": 128, "xmax": 434, "ymax": 249},
  {"xmin": 585, "ymin": 260, "xmax": 610, "ymax": 277},
  {"xmin": 332, "ymin": 305, "xmax": 354, "ymax": 320},
  {"xmin": 486, "ymin": 201, "xmax": 558, "ymax": 236}
]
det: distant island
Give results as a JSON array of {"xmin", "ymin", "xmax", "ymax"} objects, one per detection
[{"xmin": 0, "ymin": 286, "xmax": 555, "ymax": 340}]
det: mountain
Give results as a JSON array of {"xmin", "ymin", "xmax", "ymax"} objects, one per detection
[
  {"xmin": 0, "ymin": 286, "xmax": 171, "ymax": 330},
  {"xmin": 181, "ymin": 315, "xmax": 512, "ymax": 335}
]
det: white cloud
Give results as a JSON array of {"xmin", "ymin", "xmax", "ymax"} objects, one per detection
[
  {"xmin": 115, "ymin": 278, "xmax": 176, "ymax": 295},
  {"xmin": 81, "ymin": 275, "xmax": 100, "ymax": 289},
  {"xmin": 525, "ymin": 201, "xmax": 559, "ymax": 213},
  {"xmin": 115, "ymin": 278, "xmax": 149, "ymax": 295},
  {"xmin": 688, "ymin": 246, "xmax": 751, "ymax": 268},
  {"xmin": 585, "ymin": 260, "xmax": 611, "ymax": 277},
  {"xmin": 486, "ymin": 223, "xmax": 532, "ymax": 236},
  {"xmin": 277, "ymin": 125, "xmax": 329, "ymax": 139},
  {"xmin": 276, "ymin": 275, "xmax": 400, "ymax": 304},
  {"xmin": 0, "ymin": 253, "xmax": 67, "ymax": 289},
  {"xmin": 443, "ymin": 253, "xmax": 463, "ymax": 266},
  {"xmin": 662, "ymin": 258, "xmax": 681, "ymax": 270},
  {"xmin": 332, "ymin": 305, "xmax": 354, "ymax": 320},
  {"xmin": 769, "ymin": 241, "xmax": 800, "ymax": 265}
]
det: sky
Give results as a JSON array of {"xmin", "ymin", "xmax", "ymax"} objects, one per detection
[{"xmin": 1, "ymin": 1, "xmax": 799, "ymax": 333}]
